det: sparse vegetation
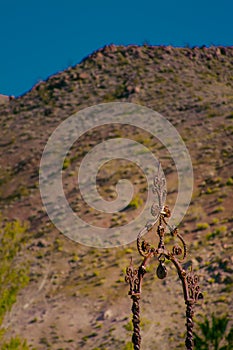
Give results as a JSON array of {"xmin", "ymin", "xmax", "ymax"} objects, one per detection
[
  {"xmin": 127, "ymin": 194, "xmax": 143, "ymax": 210},
  {"xmin": 0, "ymin": 218, "xmax": 30, "ymax": 325},
  {"xmin": 206, "ymin": 226, "xmax": 227, "ymax": 240},
  {"xmin": 123, "ymin": 342, "xmax": 133, "ymax": 350},
  {"xmin": 226, "ymin": 177, "xmax": 233, "ymax": 186},
  {"xmin": 194, "ymin": 314, "xmax": 233, "ymax": 350},
  {"xmin": 62, "ymin": 157, "xmax": 71, "ymax": 170},
  {"xmin": 0, "ymin": 219, "xmax": 30, "ymax": 348},
  {"xmin": 197, "ymin": 223, "xmax": 209, "ymax": 231},
  {"xmin": 213, "ymin": 206, "xmax": 224, "ymax": 214},
  {"xmin": 1, "ymin": 336, "xmax": 33, "ymax": 350},
  {"xmin": 0, "ymin": 45, "xmax": 233, "ymax": 349}
]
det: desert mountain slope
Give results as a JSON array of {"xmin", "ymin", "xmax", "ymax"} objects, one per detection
[{"xmin": 0, "ymin": 45, "xmax": 232, "ymax": 349}]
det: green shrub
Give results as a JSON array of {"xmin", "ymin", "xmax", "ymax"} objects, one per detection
[
  {"xmin": 211, "ymin": 218, "xmax": 219, "ymax": 225},
  {"xmin": 123, "ymin": 321, "xmax": 133, "ymax": 332},
  {"xmin": 123, "ymin": 342, "xmax": 133, "ymax": 350},
  {"xmin": 194, "ymin": 314, "xmax": 233, "ymax": 350},
  {"xmin": 0, "ymin": 218, "xmax": 29, "ymax": 350},
  {"xmin": 205, "ymin": 187, "xmax": 213, "ymax": 194},
  {"xmin": 127, "ymin": 194, "xmax": 143, "ymax": 210},
  {"xmin": 62, "ymin": 157, "xmax": 71, "ymax": 170},
  {"xmin": 197, "ymin": 223, "xmax": 209, "ymax": 231},
  {"xmin": 1, "ymin": 336, "xmax": 32, "ymax": 350},
  {"xmin": 226, "ymin": 177, "xmax": 233, "ymax": 186},
  {"xmin": 0, "ymin": 218, "xmax": 30, "ymax": 326},
  {"xmin": 213, "ymin": 206, "xmax": 224, "ymax": 213},
  {"xmin": 206, "ymin": 226, "xmax": 227, "ymax": 240}
]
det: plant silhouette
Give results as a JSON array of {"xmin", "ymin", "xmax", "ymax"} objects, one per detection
[{"xmin": 194, "ymin": 314, "xmax": 233, "ymax": 350}]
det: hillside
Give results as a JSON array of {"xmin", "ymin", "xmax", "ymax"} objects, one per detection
[{"xmin": 0, "ymin": 45, "xmax": 232, "ymax": 350}]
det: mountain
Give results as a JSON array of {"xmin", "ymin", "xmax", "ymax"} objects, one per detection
[
  {"xmin": 0, "ymin": 94, "xmax": 9, "ymax": 105},
  {"xmin": 0, "ymin": 45, "xmax": 232, "ymax": 350}
]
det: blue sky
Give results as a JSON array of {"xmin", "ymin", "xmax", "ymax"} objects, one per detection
[{"xmin": 0, "ymin": 0, "xmax": 232, "ymax": 97}]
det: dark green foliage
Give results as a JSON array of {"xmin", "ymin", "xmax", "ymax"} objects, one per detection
[{"xmin": 194, "ymin": 314, "xmax": 233, "ymax": 350}]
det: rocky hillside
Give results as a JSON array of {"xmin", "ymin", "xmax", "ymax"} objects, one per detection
[
  {"xmin": 0, "ymin": 94, "xmax": 8, "ymax": 105},
  {"xmin": 0, "ymin": 45, "xmax": 232, "ymax": 350}
]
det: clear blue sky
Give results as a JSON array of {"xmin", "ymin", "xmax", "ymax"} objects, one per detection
[{"xmin": 0, "ymin": 0, "xmax": 232, "ymax": 97}]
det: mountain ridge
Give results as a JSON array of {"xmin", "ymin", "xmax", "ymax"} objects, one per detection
[{"xmin": 0, "ymin": 45, "xmax": 232, "ymax": 349}]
